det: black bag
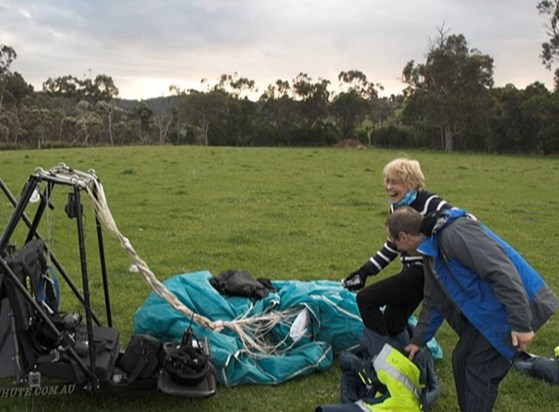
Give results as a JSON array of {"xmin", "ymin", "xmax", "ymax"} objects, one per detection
[
  {"xmin": 163, "ymin": 329, "xmax": 211, "ymax": 386},
  {"xmin": 210, "ymin": 270, "xmax": 275, "ymax": 300},
  {"xmin": 119, "ymin": 334, "xmax": 163, "ymax": 381}
]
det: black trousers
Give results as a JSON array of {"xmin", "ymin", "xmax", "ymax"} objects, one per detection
[
  {"xmin": 452, "ymin": 322, "xmax": 512, "ymax": 412},
  {"xmin": 355, "ymin": 265, "xmax": 424, "ymax": 337}
]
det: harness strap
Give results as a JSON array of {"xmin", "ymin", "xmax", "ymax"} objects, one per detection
[{"xmin": 35, "ymin": 266, "xmax": 60, "ymax": 315}]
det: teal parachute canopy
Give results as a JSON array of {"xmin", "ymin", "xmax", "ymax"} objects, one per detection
[
  {"xmin": 134, "ymin": 271, "xmax": 442, "ymax": 386},
  {"xmin": 134, "ymin": 271, "xmax": 364, "ymax": 386}
]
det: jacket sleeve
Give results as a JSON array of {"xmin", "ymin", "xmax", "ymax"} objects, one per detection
[
  {"xmin": 439, "ymin": 218, "xmax": 533, "ymax": 333},
  {"xmin": 415, "ymin": 191, "xmax": 452, "ymax": 216},
  {"xmin": 411, "ymin": 269, "xmax": 445, "ymax": 346},
  {"xmin": 359, "ymin": 239, "xmax": 399, "ymax": 276},
  {"xmin": 361, "ymin": 191, "xmax": 451, "ymax": 277}
]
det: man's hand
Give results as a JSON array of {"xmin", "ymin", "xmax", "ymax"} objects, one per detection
[
  {"xmin": 511, "ymin": 331, "xmax": 535, "ymax": 352},
  {"xmin": 405, "ymin": 343, "xmax": 420, "ymax": 360},
  {"xmin": 342, "ymin": 270, "xmax": 367, "ymax": 291}
]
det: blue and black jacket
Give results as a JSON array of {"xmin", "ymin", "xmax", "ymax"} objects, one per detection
[{"xmin": 411, "ymin": 208, "xmax": 558, "ymax": 360}]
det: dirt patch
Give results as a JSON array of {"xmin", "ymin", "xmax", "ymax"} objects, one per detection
[{"xmin": 333, "ymin": 138, "xmax": 366, "ymax": 149}]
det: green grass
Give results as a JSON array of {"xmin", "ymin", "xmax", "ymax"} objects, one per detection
[{"xmin": 1, "ymin": 146, "xmax": 559, "ymax": 411}]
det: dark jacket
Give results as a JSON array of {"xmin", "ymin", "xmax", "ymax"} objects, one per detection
[{"xmin": 411, "ymin": 208, "xmax": 559, "ymax": 360}]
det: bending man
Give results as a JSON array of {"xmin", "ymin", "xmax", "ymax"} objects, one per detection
[{"xmin": 385, "ymin": 207, "xmax": 558, "ymax": 412}]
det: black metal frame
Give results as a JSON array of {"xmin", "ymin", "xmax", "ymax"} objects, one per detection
[
  {"xmin": 0, "ymin": 167, "xmax": 217, "ymax": 399},
  {"xmin": 0, "ymin": 168, "xmax": 114, "ymax": 393}
]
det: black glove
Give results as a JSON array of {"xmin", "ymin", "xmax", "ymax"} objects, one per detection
[{"xmin": 342, "ymin": 269, "xmax": 368, "ymax": 291}]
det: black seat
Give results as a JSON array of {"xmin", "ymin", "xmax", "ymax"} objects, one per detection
[{"xmin": 0, "ymin": 239, "xmax": 119, "ymax": 385}]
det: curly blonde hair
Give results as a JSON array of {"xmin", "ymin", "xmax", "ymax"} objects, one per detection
[{"xmin": 382, "ymin": 158, "xmax": 425, "ymax": 191}]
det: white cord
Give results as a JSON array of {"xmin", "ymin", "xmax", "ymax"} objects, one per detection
[{"xmin": 35, "ymin": 165, "xmax": 303, "ymax": 357}]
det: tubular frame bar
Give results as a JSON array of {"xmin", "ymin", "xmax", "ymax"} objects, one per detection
[
  {"xmin": 0, "ymin": 179, "xmax": 102, "ymax": 326},
  {"xmin": 0, "ymin": 171, "xmax": 116, "ymax": 392}
]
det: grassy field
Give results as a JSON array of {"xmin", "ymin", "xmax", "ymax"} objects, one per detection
[{"xmin": 0, "ymin": 146, "xmax": 558, "ymax": 412}]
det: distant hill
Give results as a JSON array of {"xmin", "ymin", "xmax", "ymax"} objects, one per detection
[{"xmin": 115, "ymin": 95, "xmax": 181, "ymax": 115}]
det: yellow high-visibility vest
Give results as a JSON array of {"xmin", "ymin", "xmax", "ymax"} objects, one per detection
[{"xmin": 355, "ymin": 343, "xmax": 424, "ymax": 412}]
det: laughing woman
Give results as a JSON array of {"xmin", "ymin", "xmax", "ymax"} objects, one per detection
[{"xmin": 342, "ymin": 158, "xmax": 452, "ymax": 341}]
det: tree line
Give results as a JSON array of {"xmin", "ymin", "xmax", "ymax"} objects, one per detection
[{"xmin": 1, "ymin": 3, "xmax": 558, "ymax": 154}]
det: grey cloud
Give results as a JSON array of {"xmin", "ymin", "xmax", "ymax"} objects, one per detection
[{"xmin": 0, "ymin": 0, "xmax": 554, "ymax": 99}]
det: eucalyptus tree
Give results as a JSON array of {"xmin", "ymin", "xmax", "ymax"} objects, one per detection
[
  {"xmin": 154, "ymin": 106, "xmax": 176, "ymax": 145},
  {"xmin": 491, "ymin": 82, "xmax": 558, "ymax": 154},
  {"xmin": 170, "ymin": 83, "xmax": 229, "ymax": 146},
  {"xmin": 538, "ymin": 92, "xmax": 559, "ymax": 153},
  {"xmin": 538, "ymin": 0, "xmax": 559, "ymax": 89},
  {"xmin": 89, "ymin": 74, "xmax": 119, "ymax": 102},
  {"xmin": 133, "ymin": 102, "xmax": 154, "ymax": 144},
  {"xmin": 33, "ymin": 94, "xmax": 74, "ymax": 145},
  {"xmin": 1, "ymin": 72, "xmax": 55, "ymax": 148},
  {"xmin": 258, "ymin": 79, "xmax": 299, "ymax": 146},
  {"xmin": 292, "ymin": 72, "xmax": 331, "ymax": 127},
  {"xmin": 291, "ymin": 73, "xmax": 334, "ymax": 145},
  {"xmin": 214, "ymin": 72, "xmax": 256, "ymax": 99},
  {"xmin": 17, "ymin": 95, "xmax": 52, "ymax": 149},
  {"xmin": 0, "ymin": 44, "xmax": 33, "ymax": 114},
  {"xmin": 43, "ymin": 75, "xmax": 84, "ymax": 100},
  {"xmin": 43, "ymin": 74, "xmax": 119, "ymax": 103},
  {"xmin": 2, "ymin": 72, "xmax": 34, "ymax": 105},
  {"xmin": 42, "ymin": 76, "xmax": 92, "ymax": 144},
  {"xmin": 96, "ymin": 100, "xmax": 128, "ymax": 145},
  {"xmin": 402, "ymin": 30, "xmax": 494, "ymax": 151},
  {"xmin": 0, "ymin": 44, "xmax": 17, "ymax": 115},
  {"xmin": 0, "ymin": 44, "xmax": 16, "ymax": 74},
  {"xmin": 213, "ymin": 73, "xmax": 258, "ymax": 146},
  {"xmin": 331, "ymin": 70, "xmax": 380, "ymax": 139},
  {"xmin": 85, "ymin": 75, "xmax": 120, "ymax": 145},
  {"xmin": 0, "ymin": 70, "xmax": 34, "ymax": 145},
  {"xmin": 43, "ymin": 74, "xmax": 119, "ymax": 144},
  {"xmin": 68, "ymin": 100, "xmax": 104, "ymax": 145},
  {"xmin": 520, "ymin": 82, "xmax": 557, "ymax": 153}
]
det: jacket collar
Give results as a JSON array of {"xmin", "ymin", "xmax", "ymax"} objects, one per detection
[{"xmin": 417, "ymin": 208, "xmax": 468, "ymax": 257}]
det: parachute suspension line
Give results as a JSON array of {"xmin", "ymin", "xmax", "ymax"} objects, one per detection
[
  {"xmin": 45, "ymin": 182, "xmax": 53, "ymax": 268},
  {"xmin": 34, "ymin": 164, "xmax": 300, "ymax": 357},
  {"xmin": 82, "ymin": 170, "xmax": 218, "ymax": 332}
]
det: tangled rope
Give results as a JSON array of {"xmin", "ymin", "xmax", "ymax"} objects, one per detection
[{"xmin": 35, "ymin": 164, "xmax": 303, "ymax": 357}]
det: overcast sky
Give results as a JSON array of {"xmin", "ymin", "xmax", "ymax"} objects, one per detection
[{"xmin": 0, "ymin": 0, "xmax": 554, "ymax": 100}]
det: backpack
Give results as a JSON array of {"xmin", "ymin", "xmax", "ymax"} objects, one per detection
[
  {"xmin": 3, "ymin": 239, "xmax": 61, "ymax": 349},
  {"xmin": 4, "ymin": 239, "xmax": 60, "ymax": 316},
  {"xmin": 119, "ymin": 334, "xmax": 164, "ymax": 381}
]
